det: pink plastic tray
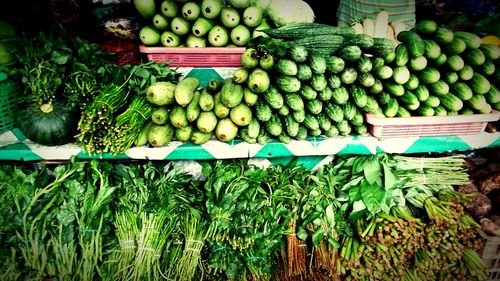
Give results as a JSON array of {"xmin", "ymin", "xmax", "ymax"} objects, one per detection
[{"xmin": 139, "ymin": 45, "xmax": 245, "ymax": 67}]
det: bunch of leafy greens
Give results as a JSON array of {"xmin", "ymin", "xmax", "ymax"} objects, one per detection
[{"xmin": 12, "ymin": 28, "xmax": 117, "ymax": 108}]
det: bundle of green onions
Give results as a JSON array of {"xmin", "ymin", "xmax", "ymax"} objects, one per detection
[{"xmin": 76, "ymin": 83, "xmax": 130, "ymax": 154}]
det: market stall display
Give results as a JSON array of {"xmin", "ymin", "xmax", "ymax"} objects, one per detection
[{"xmin": 0, "ymin": 0, "xmax": 499, "ymax": 280}]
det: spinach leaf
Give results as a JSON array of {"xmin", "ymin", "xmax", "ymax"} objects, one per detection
[{"xmin": 360, "ymin": 179, "xmax": 385, "ymax": 216}]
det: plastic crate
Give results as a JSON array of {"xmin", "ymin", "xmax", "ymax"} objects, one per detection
[
  {"xmin": 365, "ymin": 111, "xmax": 500, "ymax": 138},
  {"xmin": 0, "ymin": 78, "xmax": 20, "ymax": 133},
  {"xmin": 479, "ymin": 230, "xmax": 500, "ymax": 281},
  {"xmin": 139, "ymin": 45, "xmax": 245, "ymax": 67}
]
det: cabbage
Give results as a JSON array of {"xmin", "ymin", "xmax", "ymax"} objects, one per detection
[{"xmin": 266, "ymin": 0, "xmax": 315, "ymax": 27}]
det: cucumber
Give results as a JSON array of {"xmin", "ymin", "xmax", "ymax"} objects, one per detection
[
  {"xmin": 440, "ymin": 93, "xmax": 464, "ymax": 111},
  {"xmin": 397, "ymin": 31, "xmax": 426, "ymax": 58},
  {"xmin": 429, "ymin": 80, "xmax": 449, "ymax": 97},
  {"xmin": 423, "ymin": 39, "xmax": 441, "ymax": 59},
  {"xmin": 479, "ymin": 44, "xmax": 500, "ymax": 60},
  {"xmin": 340, "ymin": 45, "xmax": 363, "ymax": 62},
  {"xmin": 357, "ymin": 55, "xmax": 373, "ymax": 73},
  {"xmin": 414, "ymin": 84, "xmax": 429, "ymax": 102},
  {"xmin": 453, "ymin": 31, "xmax": 482, "ymax": 49},
  {"xmin": 418, "ymin": 67, "xmax": 440, "ymax": 84},
  {"xmin": 423, "ymin": 95, "xmax": 440, "ymax": 107},
  {"xmin": 289, "ymin": 45, "xmax": 309, "ymax": 63},
  {"xmin": 464, "ymin": 49, "xmax": 486, "ymax": 66},
  {"xmin": 416, "ymin": 105, "xmax": 435, "ymax": 116},
  {"xmin": 446, "ymin": 55, "xmax": 464, "ymax": 72},
  {"xmin": 297, "ymin": 64, "xmax": 313, "ymax": 81},
  {"xmin": 358, "ymin": 73, "xmax": 375, "ymax": 88},
  {"xmin": 375, "ymin": 65, "xmax": 393, "ymax": 80},
  {"xmin": 340, "ymin": 67, "xmax": 358, "ymax": 85},
  {"xmin": 450, "ymin": 82, "xmax": 473, "ymax": 101},
  {"xmin": 371, "ymin": 37, "xmax": 395, "ymax": 57},
  {"xmin": 470, "ymin": 73, "xmax": 491, "ymax": 94},
  {"xmin": 394, "ymin": 43, "xmax": 409, "ymax": 66},
  {"xmin": 444, "ymin": 72, "xmax": 458, "ymax": 85},
  {"xmin": 400, "ymin": 91, "xmax": 420, "ymax": 111},
  {"xmin": 434, "ymin": 105, "xmax": 447, "ymax": 116},
  {"xmin": 480, "ymin": 60, "xmax": 496, "ymax": 76},
  {"xmin": 445, "ymin": 38, "xmax": 467, "ymax": 55},
  {"xmin": 285, "ymin": 93, "xmax": 304, "ymax": 111},
  {"xmin": 392, "ymin": 66, "xmax": 411, "ymax": 85},
  {"xmin": 409, "ymin": 56, "xmax": 428, "ymax": 71},
  {"xmin": 434, "ymin": 27, "xmax": 454, "ymax": 45},
  {"xmin": 383, "ymin": 98, "xmax": 399, "ymax": 117},
  {"xmin": 413, "ymin": 20, "xmax": 438, "ymax": 35},
  {"xmin": 325, "ymin": 56, "xmax": 345, "ymax": 74},
  {"xmin": 458, "ymin": 64, "xmax": 474, "ymax": 81},
  {"xmin": 275, "ymin": 59, "xmax": 298, "ymax": 76},
  {"xmin": 385, "ymin": 81, "xmax": 405, "ymax": 97},
  {"xmin": 485, "ymin": 85, "xmax": 500, "ymax": 104}
]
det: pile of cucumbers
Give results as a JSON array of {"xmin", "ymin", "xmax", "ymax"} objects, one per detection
[
  {"xmin": 378, "ymin": 20, "xmax": 500, "ymax": 117},
  {"xmin": 136, "ymin": 0, "xmax": 272, "ymax": 47}
]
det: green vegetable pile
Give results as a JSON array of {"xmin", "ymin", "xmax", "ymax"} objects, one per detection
[
  {"xmin": 0, "ymin": 153, "xmax": 489, "ymax": 281},
  {"xmin": 135, "ymin": 0, "xmax": 273, "ymax": 47},
  {"xmin": 258, "ymin": 20, "xmax": 499, "ymax": 124}
]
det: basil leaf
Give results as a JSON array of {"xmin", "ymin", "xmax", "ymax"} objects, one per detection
[
  {"xmin": 348, "ymin": 186, "xmax": 362, "ymax": 204},
  {"xmin": 312, "ymin": 228, "xmax": 324, "ymax": 248},
  {"xmin": 51, "ymin": 50, "xmax": 70, "ymax": 64},
  {"xmin": 363, "ymin": 156, "xmax": 381, "ymax": 185},
  {"xmin": 382, "ymin": 162, "xmax": 398, "ymax": 191},
  {"xmin": 349, "ymin": 200, "xmax": 367, "ymax": 221},
  {"xmin": 360, "ymin": 179, "xmax": 385, "ymax": 215},
  {"xmin": 352, "ymin": 157, "xmax": 368, "ymax": 174},
  {"xmin": 325, "ymin": 203, "xmax": 336, "ymax": 227},
  {"xmin": 297, "ymin": 226, "xmax": 309, "ymax": 241}
]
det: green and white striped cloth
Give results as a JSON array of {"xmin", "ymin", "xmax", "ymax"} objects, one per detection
[{"xmin": 336, "ymin": 0, "xmax": 416, "ymax": 28}]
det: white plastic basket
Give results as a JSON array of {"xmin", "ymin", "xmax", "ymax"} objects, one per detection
[
  {"xmin": 479, "ymin": 230, "xmax": 500, "ymax": 281},
  {"xmin": 365, "ymin": 111, "xmax": 500, "ymax": 138}
]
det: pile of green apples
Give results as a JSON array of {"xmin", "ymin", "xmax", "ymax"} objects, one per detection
[{"xmin": 135, "ymin": 0, "xmax": 271, "ymax": 47}]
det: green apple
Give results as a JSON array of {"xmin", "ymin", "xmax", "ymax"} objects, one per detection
[{"xmin": 139, "ymin": 25, "xmax": 160, "ymax": 45}]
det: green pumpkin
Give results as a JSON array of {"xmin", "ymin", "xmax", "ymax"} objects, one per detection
[{"xmin": 16, "ymin": 101, "xmax": 78, "ymax": 146}]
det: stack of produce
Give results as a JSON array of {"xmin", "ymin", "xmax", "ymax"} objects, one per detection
[
  {"xmin": 137, "ymin": 74, "xmax": 260, "ymax": 147},
  {"xmin": 0, "ymin": 153, "xmax": 489, "ymax": 281},
  {"xmin": 379, "ymin": 20, "xmax": 500, "ymax": 117},
  {"xmin": 75, "ymin": 62, "xmax": 179, "ymax": 154},
  {"xmin": 135, "ymin": 0, "xmax": 272, "ymax": 47},
  {"xmin": 215, "ymin": 23, "xmax": 399, "ymax": 142}
]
